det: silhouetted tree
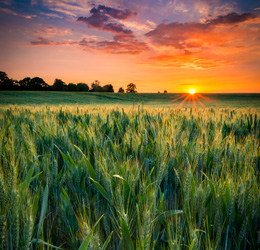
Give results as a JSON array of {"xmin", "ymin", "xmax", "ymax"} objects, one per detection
[
  {"xmin": 67, "ymin": 83, "xmax": 77, "ymax": 91},
  {"xmin": 164, "ymin": 90, "xmax": 167, "ymax": 93},
  {"xmin": 18, "ymin": 77, "xmax": 48, "ymax": 90},
  {"xmin": 118, "ymin": 87, "xmax": 124, "ymax": 93},
  {"xmin": 52, "ymin": 79, "xmax": 65, "ymax": 91},
  {"xmin": 0, "ymin": 71, "xmax": 15, "ymax": 90},
  {"xmin": 102, "ymin": 84, "xmax": 114, "ymax": 92},
  {"xmin": 126, "ymin": 83, "xmax": 137, "ymax": 93},
  {"xmin": 30, "ymin": 77, "xmax": 49, "ymax": 90},
  {"xmin": 77, "ymin": 83, "xmax": 89, "ymax": 92},
  {"xmin": 91, "ymin": 80, "xmax": 100, "ymax": 88},
  {"xmin": 19, "ymin": 77, "xmax": 31, "ymax": 90},
  {"xmin": 90, "ymin": 80, "xmax": 102, "ymax": 92}
]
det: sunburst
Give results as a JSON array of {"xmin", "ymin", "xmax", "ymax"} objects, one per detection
[{"xmin": 171, "ymin": 89, "xmax": 210, "ymax": 107}]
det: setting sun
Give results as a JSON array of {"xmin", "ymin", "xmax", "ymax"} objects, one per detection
[{"xmin": 189, "ymin": 89, "xmax": 196, "ymax": 94}]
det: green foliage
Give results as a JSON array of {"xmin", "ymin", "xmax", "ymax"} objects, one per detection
[{"xmin": 0, "ymin": 106, "xmax": 259, "ymax": 249}]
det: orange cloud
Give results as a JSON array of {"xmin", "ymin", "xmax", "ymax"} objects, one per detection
[
  {"xmin": 148, "ymin": 53, "xmax": 230, "ymax": 69},
  {"xmin": 145, "ymin": 12, "xmax": 260, "ymax": 68}
]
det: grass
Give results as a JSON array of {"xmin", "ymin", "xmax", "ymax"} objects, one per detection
[
  {"xmin": 0, "ymin": 91, "xmax": 260, "ymax": 107},
  {"xmin": 0, "ymin": 95, "xmax": 259, "ymax": 249}
]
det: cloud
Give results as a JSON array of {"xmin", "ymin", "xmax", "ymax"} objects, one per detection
[
  {"xmin": 77, "ymin": 15, "xmax": 132, "ymax": 34},
  {"xmin": 147, "ymin": 53, "xmax": 230, "ymax": 69},
  {"xmin": 103, "ymin": 23, "xmax": 132, "ymax": 34},
  {"xmin": 144, "ymin": 12, "xmax": 260, "ymax": 69},
  {"xmin": 30, "ymin": 37, "xmax": 53, "ymax": 45},
  {"xmin": 205, "ymin": 12, "xmax": 257, "ymax": 26},
  {"xmin": 30, "ymin": 37, "xmax": 77, "ymax": 46},
  {"xmin": 90, "ymin": 5, "xmax": 136, "ymax": 20},
  {"xmin": 77, "ymin": 14, "xmax": 109, "ymax": 29},
  {"xmin": 77, "ymin": 5, "xmax": 136, "ymax": 35},
  {"xmin": 0, "ymin": 7, "xmax": 32, "ymax": 19},
  {"xmin": 34, "ymin": 26, "xmax": 72, "ymax": 37},
  {"xmin": 145, "ymin": 12, "xmax": 259, "ymax": 50},
  {"xmin": 41, "ymin": 1, "xmax": 91, "ymax": 17},
  {"xmin": 120, "ymin": 20, "xmax": 157, "ymax": 34},
  {"xmin": 75, "ymin": 4, "xmax": 148, "ymax": 54},
  {"xmin": 78, "ymin": 36, "xmax": 148, "ymax": 55},
  {"xmin": 30, "ymin": 34, "xmax": 148, "ymax": 55}
]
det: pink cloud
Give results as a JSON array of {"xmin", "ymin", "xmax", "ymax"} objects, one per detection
[{"xmin": 34, "ymin": 25, "xmax": 72, "ymax": 37}]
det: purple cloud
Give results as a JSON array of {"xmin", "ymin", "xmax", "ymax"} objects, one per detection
[
  {"xmin": 77, "ymin": 14, "xmax": 109, "ymax": 29},
  {"xmin": 90, "ymin": 5, "xmax": 136, "ymax": 20},
  {"xmin": 103, "ymin": 23, "xmax": 132, "ymax": 34},
  {"xmin": 205, "ymin": 12, "xmax": 257, "ymax": 26},
  {"xmin": 77, "ymin": 5, "xmax": 136, "ymax": 35}
]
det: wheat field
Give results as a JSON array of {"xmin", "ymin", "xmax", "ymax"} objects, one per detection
[{"xmin": 0, "ymin": 105, "xmax": 259, "ymax": 249}]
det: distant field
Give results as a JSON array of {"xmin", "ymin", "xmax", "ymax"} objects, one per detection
[{"xmin": 0, "ymin": 91, "xmax": 260, "ymax": 107}]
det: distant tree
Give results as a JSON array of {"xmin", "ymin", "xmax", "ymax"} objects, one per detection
[
  {"xmin": 91, "ymin": 80, "xmax": 100, "ymax": 88},
  {"xmin": 19, "ymin": 77, "xmax": 48, "ymax": 90},
  {"xmin": 126, "ymin": 83, "xmax": 137, "ymax": 93},
  {"xmin": 118, "ymin": 87, "xmax": 124, "ymax": 93},
  {"xmin": 0, "ymin": 71, "xmax": 15, "ymax": 90},
  {"xmin": 90, "ymin": 80, "xmax": 102, "ymax": 92},
  {"xmin": 30, "ymin": 77, "xmax": 49, "ymax": 90},
  {"xmin": 77, "ymin": 83, "xmax": 89, "ymax": 92},
  {"xmin": 158, "ymin": 91, "xmax": 160, "ymax": 93},
  {"xmin": 102, "ymin": 84, "xmax": 114, "ymax": 92},
  {"xmin": 90, "ymin": 85, "xmax": 102, "ymax": 92},
  {"xmin": 11, "ymin": 79, "xmax": 19, "ymax": 90},
  {"xmin": 67, "ymin": 83, "xmax": 77, "ymax": 91},
  {"xmin": 164, "ymin": 90, "xmax": 167, "ymax": 93},
  {"xmin": 52, "ymin": 79, "xmax": 65, "ymax": 91},
  {"xmin": 19, "ymin": 77, "xmax": 31, "ymax": 90}
]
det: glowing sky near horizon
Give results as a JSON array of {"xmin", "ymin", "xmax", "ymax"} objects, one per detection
[{"xmin": 0, "ymin": 0, "xmax": 260, "ymax": 93}]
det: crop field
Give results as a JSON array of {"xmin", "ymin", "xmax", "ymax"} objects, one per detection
[
  {"xmin": 0, "ymin": 99, "xmax": 260, "ymax": 249},
  {"xmin": 1, "ymin": 91, "xmax": 260, "ymax": 107}
]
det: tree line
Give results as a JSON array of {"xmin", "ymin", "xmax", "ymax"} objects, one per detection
[{"xmin": 0, "ymin": 71, "xmax": 137, "ymax": 93}]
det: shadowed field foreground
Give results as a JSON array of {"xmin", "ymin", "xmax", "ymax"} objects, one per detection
[
  {"xmin": 0, "ymin": 106, "xmax": 260, "ymax": 249},
  {"xmin": 1, "ymin": 91, "xmax": 260, "ymax": 107}
]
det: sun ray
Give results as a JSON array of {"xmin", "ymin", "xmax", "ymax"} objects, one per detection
[
  {"xmin": 171, "ymin": 89, "xmax": 210, "ymax": 107},
  {"xmin": 179, "ymin": 94, "xmax": 191, "ymax": 106}
]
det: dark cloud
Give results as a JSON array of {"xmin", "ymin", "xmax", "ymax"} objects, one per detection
[
  {"xmin": 90, "ymin": 5, "xmax": 136, "ymax": 20},
  {"xmin": 76, "ymin": 4, "xmax": 144, "ymax": 53},
  {"xmin": 77, "ymin": 5, "xmax": 136, "ymax": 35},
  {"xmin": 113, "ymin": 34, "xmax": 135, "ymax": 41},
  {"xmin": 103, "ymin": 23, "xmax": 132, "ymax": 34},
  {"xmin": 30, "ymin": 37, "xmax": 53, "ymax": 45},
  {"xmin": 205, "ymin": 12, "xmax": 257, "ymax": 26},
  {"xmin": 77, "ymin": 14, "xmax": 109, "ymax": 29}
]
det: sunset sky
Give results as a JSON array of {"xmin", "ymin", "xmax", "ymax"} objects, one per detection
[{"xmin": 0, "ymin": 0, "xmax": 260, "ymax": 93}]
